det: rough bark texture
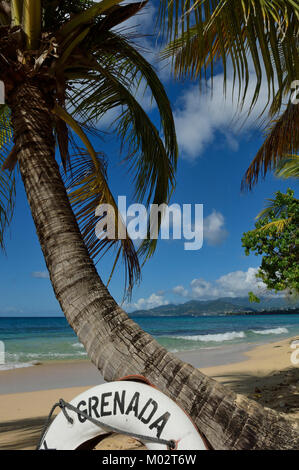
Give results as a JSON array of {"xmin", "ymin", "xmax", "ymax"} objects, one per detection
[{"xmin": 11, "ymin": 82, "xmax": 299, "ymax": 450}]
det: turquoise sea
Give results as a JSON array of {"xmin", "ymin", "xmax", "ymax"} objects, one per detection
[{"xmin": 0, "ymin": 314, "xmax": 299, "ymax": 370}]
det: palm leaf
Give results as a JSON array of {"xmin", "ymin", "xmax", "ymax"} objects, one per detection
[
  {"xmin": 54, "ymin": 116, "xmax": 70, "ymax": 172},
  {"xmin": 162, "ymin": 0, "xmax": 299, "ymax": 114},
  {"xmin": 51, "ymin": 13, "xmax": 177, "ymax": 288},
  {"xmin": 22, "ymin": 0, "xmax": 41, "ymax": 50},
  {"xmin": 95, "ymin": 1, "xmax": 147, "ymax": 31},
  {"xmin": 64, "ymin": 146, "xmax": 141, "ymax": 295},
  {"xmin": 54, "ymin": 3, "xmax": 148, "ymax": 72},
  {"xmin": 254, "ymin": 218, "xmax": 292, "ymax": 233},
  {"xmin": 242, "ymin": 103, "xmax": 299, "ymax": 189},
  {"xmin": 0, "ymin": 105, "xmax": 16, "ymax": 250},
  {"xmin": 253, "ymin": 190, "xmax": 298, "ymax": 234},
  {"xmin": 52, "ymin": 104, "xmax": 140, "ymax": 294},
  {"xmin": 61, "ymin": 26, "xmax": 177, "ymax": 262},
  {"xmin": 90, "ymin": 30, "xmax": 177, "ymax": 156},
  {"xmin": 0, "ymin": 0, "xmax": 11, "ymax": 24},
  {"xmin": 58, "ymin": 0, "xmax": 124, "ymax": 39},
  {"xmin": 275, "ymin": 155, "xmax": 299, "ymax": 180},
  {"xmin": 1, "ymin": 146, "xmax": 18, "ymax": 172},
  {"xmin": 11, "ymin": 0, "xmax": 23, "ymax": 26},
  {"xmin": 0, "ymin": 105, "xmax": 12, "ymax": 147},
  {"xmin": 68, "ymin": 57, "xmax": 177, "ymax": 261},
  {"xmin": 256, "ymin": 196, "xmax": 290, "ymax": 221}
]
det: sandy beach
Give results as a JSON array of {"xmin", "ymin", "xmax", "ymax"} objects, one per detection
[{"xmin": 0, "ymin": 336, "xmax": 298, "ymax": 450}]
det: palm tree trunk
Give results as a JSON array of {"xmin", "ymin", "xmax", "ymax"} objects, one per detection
[{"xmin": 10, "ymin": 82, "xmax": 299, "ymax": 450}]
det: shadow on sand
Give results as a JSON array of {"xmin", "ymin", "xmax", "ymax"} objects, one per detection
[
  {"xmin": 0, "ymin": 367, "xmax": 298, "ymax": 450},
  {"xmin": 0, "ymin": 416, "xmax": 48, "ymax": 450},
  {"xmin": 210, "ymin": 367, "xmax": 299, "ymax": 415}
]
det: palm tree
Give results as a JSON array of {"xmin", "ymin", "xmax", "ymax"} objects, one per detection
[
  {"xmin": 163, "ymin": 0, "xmax": 299, "ymax": 189},
  {"xmin": 275, "ymin": 154, "xmax": 299, "ymax": 180},
  {"xmin": 251, "ymin": 157, "xmax": 299, "ymax": 233},
  {"xmin": 243, "ymin": 105, "xmax": 299, "ymax": 189},
  {"xmin": 0, "ymin": 1, "xmax": 298, "ymax": 449}
]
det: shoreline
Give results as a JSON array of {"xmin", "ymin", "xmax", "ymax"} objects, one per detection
[
  {"xmin": 0, "ymin": 336, "xmax": 298, "ymax": 450},
  {"xmin": 1, "ymin": 333, "xmax": 296, "ymax": 387},
  {"xmin": 0, "ymin": 340, "xmax": 273, "ymax": 395}
]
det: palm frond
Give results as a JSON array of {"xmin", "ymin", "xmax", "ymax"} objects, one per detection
[
  {"xmin": 54, "ymin": 116, "xmax": 70, "ymax": 172},
  {"xmin": 68, "ymin": 54, "xmax": 177, "ymax": 261},
  {"xmin": 52, "ymin": 103, "xmax": 105, "ymax": 175},
  {"xmin": 242, "ymin": 103, "xmax": 299, "ymax": 189},
  {"xmin": 1, "ymin": 146, "xmax": 17, "ymax": 171},
  {"xmin": 0, "ymin": 105, "xmax": 16, "ymax": 250},
  {"xmin": 61, "ymin": 25, "xmax": 178, "ymax": 262},
  {"xmin": 0, "ymin": 1, "xmax": 10, "ymax": 25},
  {"xmin": 0, "ymin": 105, "xmax": 12, "ymax": 147},
  {"xmin": 256, "ymin": 196, "xmax": 288, "ymax": 221},
  {"xmin": 89, "ymin": 31, "xmax": 178, "ymax": 185},
  {"xmin": 57, "ymin": 0, "xmax": 123, "ymax": 39},
  {"xmin": 11, "ymin": 0, "xmax": 23, "ymax": 26},
  {"xmin": 65, "ymin": 141, "xmax": 141, "ymax": 297},
  {"xmin": 53, "ymin": 104, "xmax": 140, "ymax": 295},
  {"xmin": 275, "ymin": 154, "xmax": 299, "ymax": 180},
  {"xmin": 56, "ymin": 26, "xmax": 91, "ymax": 69},
  {"xmin": 254, "ymin": 189, "xmax": 298, "ymax": 234},
  {"xmin": 54, "ymin": 3, "xmax": 148, "ymax": 73},
  {"xmin": 95, "ymin": 1, "xmax": 146, "ymax": 31},
  {"xmin": 254, "ymin": 218, "xmax": 292, "ymax": 234},
  {"xmin": 22, "ymin": 0, "xmax": 41, "ymax": 50},
  {"xmin": 162, "ymin": 0, "xmax": 299, "ymax": 114}
]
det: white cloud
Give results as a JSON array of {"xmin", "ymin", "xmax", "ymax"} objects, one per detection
[
  {"xmin": 191, "ymin": 267, "xmax": 267, "ymax": 299},
  {"xmin": 203, "ymin": 210, "xmax": 228, "ymax": 246},
  {"xmin": 173, "ymin": 64, "xmax": 273, "ymax": 160},
  {"xmin": 32, "ymin": 271, "xmax": 50, "ymax": 279},
  {"xmin": 216, "ymin": 267, "xmax": 266, "ymax": 297},
  {"xmin": 190, "ymin": 278, "xmax": 220, "ymax": 299},
  {"xmin": 125, "ymin": 267, "xmax": 273, "ymax": 311},
  {"xmin": 172, "ymin": 285, "xmax": 189, "ymax": 297},
  {"xmin": 125, "ymin": 292, "xmax": 169, "ymax": 311}
]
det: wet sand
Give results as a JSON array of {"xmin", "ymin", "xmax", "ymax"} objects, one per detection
[
  {"xmin": 0, "ymin": 337, "xmax": 298, "ymax": 450},
  {"xmin": 0, "ymin": 342, "xmax": 257, "ymax": 395}
]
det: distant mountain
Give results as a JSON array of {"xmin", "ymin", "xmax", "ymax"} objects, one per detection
[{"xmin": 129, "ymin": 297, "xmax": 299, "ymax": 317}]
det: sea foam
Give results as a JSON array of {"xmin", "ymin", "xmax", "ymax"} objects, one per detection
[
  {"xmin": 251, "ymin": 327, "xmax": 289, "ymax": 335},
  {"xmin": 72, "ymin": 342, "xmax": 85, "ymax": 349},
  {"xmin": 0, "ymin": 362, "xmax": 35, "ymax": 371},
  {"xmin": 174, "ymin": 331, "xmax": 246, "ymax": 342}
]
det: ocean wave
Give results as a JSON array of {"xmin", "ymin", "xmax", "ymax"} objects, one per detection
[
  {"xmin": 0, "ymin": 362, "xmax": 35, "ymax": 371},
  {"xmin": 24, "ymin": 352, "xmax": 87, "ymax": 358},
  {"xmin": 0, "ymin": 350, "xmax": 88, "ymax": 370},
  {"xmin": 72, "ymin": 342, "xmax": 84, "ymax": 349},
  {"xmin": 4, "ymin": 351, "xmax": 87, "ymax": 363},
  {"xmin": 173, "ymin": 331, "xmax": 246, "ymax": 342},
  {"xmin": 250, "ymin": 327, "xmax": 289, "ymax": 335}
]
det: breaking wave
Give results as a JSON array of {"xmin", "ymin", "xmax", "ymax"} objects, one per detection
[
  {"xmin": 174, "ymin": 331, "xmax": 246, "ymax": 342},
  {"xmin": 250, "ymin": 327, "xmax": 289, "ymax": 335}
]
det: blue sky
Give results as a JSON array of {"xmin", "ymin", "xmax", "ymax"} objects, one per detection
[{"xmin": 0, "ymin": 4, "xmax": 297, "ymax": 316}]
